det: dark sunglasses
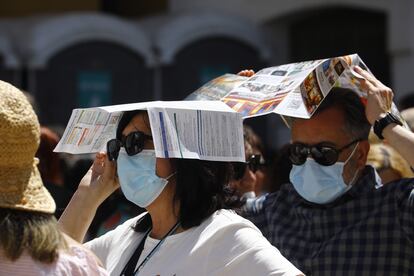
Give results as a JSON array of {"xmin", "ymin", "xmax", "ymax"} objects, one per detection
[
  {"xmin": 233, "ymin": 154, "xmax": 267, "ymax": 180},
  {"xmin": 288, "ymin": 139, "xmax": 362, "ymax": 166},
  {"xmin": 107, "ymin": 131, "xmax": 153, "ymax": 161}
]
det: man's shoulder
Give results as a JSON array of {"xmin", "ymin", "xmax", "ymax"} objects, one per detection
[
  {"xmin": 378, "ymin": 177, "xmax": 414, "ymax": 200},
  {"xmin": 385, "ymin": 177, "xmax": 414, "ymax": 187},
  {"xmin": 205, "ymin": 209, "xmax": 258, "ymax": 229},
  {"xmin": 264, "ymin": 183, "xmax": 299, "ymax": 205},
  {"xmin": 189, "ymin": 209, "xmax": 264, "ymax": 242}
]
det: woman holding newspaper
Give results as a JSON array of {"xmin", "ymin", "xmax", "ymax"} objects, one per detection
[{"xmin": 58, "ymin": 109, "xmax": 302, "ymax": 276}]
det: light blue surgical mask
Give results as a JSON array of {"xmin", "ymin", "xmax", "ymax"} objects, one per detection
[
  {"xmin": 117, "ymin": 149, "xmax": 175, "ymax": 208},
  {"xmin": 289, "ymin": 142, "xmax": 359, "ymax": 204}
]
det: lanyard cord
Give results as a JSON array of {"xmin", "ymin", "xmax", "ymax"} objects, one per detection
[{"xmin": 133, "ymin": 221, "xmax": 181, "ymax": 275}]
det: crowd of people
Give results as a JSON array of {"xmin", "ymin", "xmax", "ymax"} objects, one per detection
[{"xmin": 0, "ymin": 64, "xmax": 413, "ymax": 275}]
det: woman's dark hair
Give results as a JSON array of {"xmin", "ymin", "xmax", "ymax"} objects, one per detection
[
  {"xmin": 116, "ymin": 111, "xmax": 241, "ymax": 232},
  {"xmin": 174, "ymin": 159, "xmax": 240, "ymax": 229},
  {"xmin": 316, "ymin": 87, "xmax": 371, "ymax": 140},
  {"xmin": 116, "ymin": 110, "xmax": 146, "ymax": 140}
]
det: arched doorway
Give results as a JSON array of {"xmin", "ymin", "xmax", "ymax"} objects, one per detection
[
  {"xmin": 161, "ymin": 37, "xmax": 264, "ymax": 100},
  {"xmin": 156, "ymin": 13, "xmax": 271, "ymax": 100},
  {"xmin": 288, "ymin": 7, "xmax": 389, "ymax": 85},
  {"xmin": 25, "ymin": 14, "xmax": 154, "ymax": 126},
  {"xmin": 34, "ymin": 41, "xmax": 153, "ymax": 125}
]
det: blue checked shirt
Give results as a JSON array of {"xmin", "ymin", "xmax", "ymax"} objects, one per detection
[{"xmin": 243, "ymin": 166, "xmax": 414, "ymax": 275}]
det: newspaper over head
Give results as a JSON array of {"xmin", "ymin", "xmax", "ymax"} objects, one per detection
[
  {"xmin": 54, "ymin": 101, "xmax": 245, "ymax": 162},
  {"xmin": 187, "ymin": 54, "xmax": 406, "ymax": 126}
]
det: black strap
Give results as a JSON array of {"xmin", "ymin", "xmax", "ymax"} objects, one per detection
[
  {"xmin": 120, "ymin": 215, "xmax": 151, "ymax": 276},
  {"xmin": 120, "ymin": 214, "xmax": 180, "ymax": 276},
  {"xmin": 122, "ymin": 234, "xmax": 148, "ymax": 276}
]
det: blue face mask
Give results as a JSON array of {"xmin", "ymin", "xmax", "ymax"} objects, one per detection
[
  {"xmin": 289, "ymin": 143, "xmax": 359, "ymax": 204},
  {"xmin": 117, "ymin": 149, "xmax": 174, "ymax": 208}
]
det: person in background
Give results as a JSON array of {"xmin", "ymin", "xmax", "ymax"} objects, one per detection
[
  {"xmin": 230, "ymin": 125, "xmax": 269, "ymax": 198},
  {"xmin": 59, "ymin": 110, "xmax": 303, "ymax": 275},
  {"xmin": 401, "ymin": 107, "xmax": 414, "ymax": 131},
  {"xmin": 398, "ymin": 93, "xmax": 414, "ymax": 112},
  {"xmin": 241, "ymin": 67, "xmax": 414, "ymax": 275},
  {"xmin": 229, "ymin": 136, "xmax": 257, "ymax": 199},
  {"xmin": 91, "ymin": 192, "xmax": 144, "ymax": 240},
  {"xmin": 367, "ymin": 143, "xmax": 414, "ymax": 184},
  {"xmin": 36, "ymin": 126, "xmax": 72, "ymax": 218},
  {"xmin": 266, "ymin": 144, "xmax": 293, "ymax": 193},
  {"xmin": 23, "ymin": 91, "xmax": 72, "ymax": 219},
  {"xmin": 243, "ymin": 124, "xmax": 269, "ymax": 195},
  {"xmin": 0, "ymin": 80, "xmax": 108, "ymax": 275}
]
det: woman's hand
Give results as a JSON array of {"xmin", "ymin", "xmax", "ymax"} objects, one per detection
[
  {"xmin": 59, "ymin": 152, "xmax": 120, "ymax": 242},
  {"xmin": 79, "ymin": 152, "xmax": 120, "ymax": 206}
]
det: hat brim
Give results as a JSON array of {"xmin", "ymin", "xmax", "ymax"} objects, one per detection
[{"xmin": 0, "ymin": 160, "xmax": 56, "ymax": 214}]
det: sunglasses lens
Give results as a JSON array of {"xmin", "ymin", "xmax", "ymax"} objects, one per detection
[
  {"xmin": 312, "ymin": 146, "xmax": 338, "ymax": 166},
  {"xmin": 107, "ymin": 139, "xmax": 121, "ymax": 161},
  {"xmin": 288, "ymin": 144, "xmax": 308, "ymax": 165},
  {"xmin": 248, "ymin": 155, "xmax": 261, "ymax": 173},
  {"xmin": 125, "ymin": 131, "xmax": 145, "ymax": 156}
]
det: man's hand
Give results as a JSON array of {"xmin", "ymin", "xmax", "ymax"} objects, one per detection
[
  {"xmin": 354, "ymin": 66, "xmax": 414, "ymax": 169},
  {"xmin": 354, "ymin": 66, "xmax": 393, "ymax": 125}
]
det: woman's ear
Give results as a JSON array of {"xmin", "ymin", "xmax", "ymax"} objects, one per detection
[{"xmin": 155, "ymin": 157, "xmax": 176, "ymax": 178}]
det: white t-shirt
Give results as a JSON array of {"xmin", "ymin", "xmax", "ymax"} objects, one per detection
[{"xmin": 85, "ymin": 209, "xmax": 302, "ymax": 276}]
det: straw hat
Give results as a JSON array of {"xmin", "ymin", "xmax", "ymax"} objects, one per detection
[
  {"xmin": 0, "ymin": 80, "xmax": 55, "ymax": 214},
  {"xmin": 367, "ymin": 143, "xmax": 414, "ymax": 180}
]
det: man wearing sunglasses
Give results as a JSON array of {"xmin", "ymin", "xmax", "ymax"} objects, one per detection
[{"xmin": 242, "ymin": 67, "xmax": 414, "ymax": 275}]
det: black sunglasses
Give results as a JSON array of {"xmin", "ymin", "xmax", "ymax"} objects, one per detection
[
  {"xmin": 233, "ymin": 154, "xmax": 267, "ymax": 180},
  {"xmin": 107, "ymin": 131, "xmax": 153, "ymax": 161},
  {"xmin": 288, "ymin": 139, "xmax": 362, "ymax": 166}
]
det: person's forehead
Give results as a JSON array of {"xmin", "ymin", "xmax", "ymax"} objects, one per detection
[{"xmin": 291, "ymin": 108, "xmax": 348, "ymax": 145}]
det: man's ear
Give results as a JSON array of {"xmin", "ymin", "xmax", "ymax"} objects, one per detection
[{"xmin": 356, "ymin": 140, "xmax": 370, "ymax": 168}]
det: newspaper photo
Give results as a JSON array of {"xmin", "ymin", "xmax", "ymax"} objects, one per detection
[
  {"xmin": 187, "ymin": 54, "xmax": 405, "ymax": 125},
  {"xmin": 222, "ymin": 59, "xmax": 322, "ymax": 118},
  {"xmin": 54, "ymin": 101, "xmax": 245, "ymax": 162},
  {"xmin": 184, "ymin": 73, "xmax": 248, "ymax": 101}
]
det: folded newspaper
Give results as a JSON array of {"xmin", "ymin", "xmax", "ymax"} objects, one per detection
[
  {"xmin": 54, "ymin": 101, "xmax": 245, "ymax": 162},
  {"xmin": 187, "ymin": 53, "xmax": 405, "ymax": 125},
  {"xmin": 184, "ymin": 74, "xmax": 248, "ymax": 101}
]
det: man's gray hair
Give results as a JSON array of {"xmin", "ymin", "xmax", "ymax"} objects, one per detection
[{"xmin": 315, "ymin": 87, "xmax": 371, "ymax": 140}]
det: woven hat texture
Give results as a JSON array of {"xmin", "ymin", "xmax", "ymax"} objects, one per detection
[{"xmin": 0, "ymin": 80, "xmax": 55, "ymax": 213}]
